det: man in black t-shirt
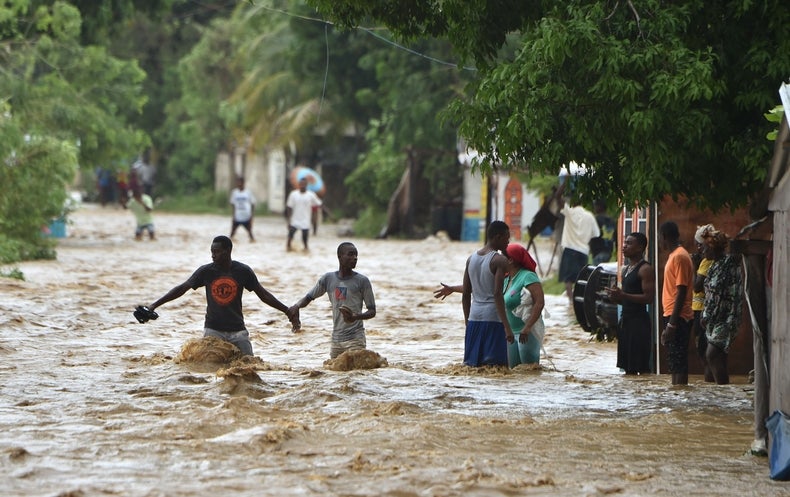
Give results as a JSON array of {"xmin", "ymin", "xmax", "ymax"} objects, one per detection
[{"xmin": 147, "ymin": 236, "xmax": 299, "ymax": 355}]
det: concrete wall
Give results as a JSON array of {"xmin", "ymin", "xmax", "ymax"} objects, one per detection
[{"xmin": 215, "ymin": 148, "xmax": 287, "ymax": 214}]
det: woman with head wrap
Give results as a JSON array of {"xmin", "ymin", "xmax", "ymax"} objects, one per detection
[
  {"xmin": 503, "ymin": 243, "xmax": 545, "ymax": 366},
  {"xmin": 700, "ymin": 228, "xmax": 743, "ymax": 384},
  {"xmin": 691, "ymin": 224, "xmax": 715, "ymax": 382}
]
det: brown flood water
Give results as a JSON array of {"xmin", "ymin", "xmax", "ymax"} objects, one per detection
[{"xmin": 1, "ymin": 205, "xmax": 785, "ymax": 497}]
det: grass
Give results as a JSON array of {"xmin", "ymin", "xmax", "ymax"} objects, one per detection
[
  {"xmin": 539, "ymin": 277, "xmax": 566, "ymax": 296},
  {"xmin": 0, "ymin": 267, "xmax": 25, "ymax": 280}
]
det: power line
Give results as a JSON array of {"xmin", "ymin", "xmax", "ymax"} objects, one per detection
[{"xmin": 254, "ymin": 3, "xmax": 477, "ymax": 72}]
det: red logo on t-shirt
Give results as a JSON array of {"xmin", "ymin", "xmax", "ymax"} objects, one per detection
[{"xmin": 211, "ymin": 276, "xmax": 238, "ymax": 306}]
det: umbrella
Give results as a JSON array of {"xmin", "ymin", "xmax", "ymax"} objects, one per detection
[{"xmin": 289, "ymin": 167, "xmax": 326, "ymax": 196}]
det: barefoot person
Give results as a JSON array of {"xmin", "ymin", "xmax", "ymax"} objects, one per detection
[
  {"xmin": 699, "ymin": 226, "xmax": 743, "ymax": 385},
  {"xmin": 289, "ymin": 242, "xmax": 377, "ymax": 358},
  {"xmin": 692, "ymin": 224, "xmax": 715, "ymax": 382},
  {"xmin": 658, "ymin": 221, "xmax": 694, "ymax": 386},
  {"xmin": 144, "ymin": 235, "xmax": 298, "ymax": 356}
]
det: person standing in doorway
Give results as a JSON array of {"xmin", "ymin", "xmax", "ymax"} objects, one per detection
[
  {"xmin": 286, "ymin": 177, "xmax": 322, "ymax": 252},
  {"xmin": 608, "ymin": 232, "xmax": 655, "ymax": 375},
  {"xmin": 462, "ymin": 220, "xmax": 515, "ymax": 367},
  {"xmin": 658, "ymin": 221, "xmax": 694, "ymax": 386},
  {"xmin": 229, "ymin": 177, "xmax": 256, "ymax": 242}
]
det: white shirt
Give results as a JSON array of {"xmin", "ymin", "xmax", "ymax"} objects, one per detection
[
  {"xmin": 286, "ymin": 189, "xmax": 322, "ymax": 230},
  {"xmin": 560, "ymin": 205, "xmax": 600, "ymax": 255},
  {"xmin": 230, "ymin": 188, "xmax": 256, "ymax": 222}
]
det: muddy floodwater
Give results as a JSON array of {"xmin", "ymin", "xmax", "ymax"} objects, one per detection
[{"xmin": 1, "ymin": 205, "xmax": 785, "ymax": 496}]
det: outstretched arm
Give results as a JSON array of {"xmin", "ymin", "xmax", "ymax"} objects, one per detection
[
  {"xmin": 433, "ymin": 283, "xmax": 463, "ymax": 300},
  {"xmin": 252, "ymin": 283, "xmax": 289, "ymax": 314},
  {"xmin": 289, "ymin": 294, "xmax": 313, "ymax": 313},
  {"xmin": 149, "ymin": 281, "xmax": 191, "ymax": 311},
  {"xmin": 253, "ymin": 283, "xmax": 299, "ymax": 328}
]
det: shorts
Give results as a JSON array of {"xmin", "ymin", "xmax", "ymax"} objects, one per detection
[
  {"xmin": 288, "ymin": 225, "xmax": 309, "ymax": 237},
  {"xmin": 464, "ymin": 320, "xmax": 508, "ymax": 367},
  {"xmin": 204, "ymin": 328, "xmax": 253, "ymax": 356},
  {"xmin": 135, "ymin": 223, "xmax": 154, "ymax": 236},
  {"xmin": 232, "ymin": 219, "xmax": 252, "ymax": 231},
  {"xmin": 664, "ymin": 317, "xmax": 691, "ymax": 374},
  {"xmin": 330, "ymin": 335, "xmax": 366, "ymax": 359},
  {"xmin": 559, "ymin": 248, "xmax": 589, "ymax": 283}
]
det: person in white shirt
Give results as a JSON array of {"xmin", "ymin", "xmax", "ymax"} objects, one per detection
[
  {"xmin": 286, "ymin": 177, "xmax": 322, "ymax": 251},
  {"xmin": 229, "ymin": 177, "xmax": 256, "ymax": 242},
  {"xmin": 558, "ymin": 196, "xmax": 600, "ymax": 304}
]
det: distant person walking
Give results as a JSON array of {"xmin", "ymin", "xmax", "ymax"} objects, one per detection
[
  {"xmin": 116, "ymin": 169, "xmax": 129, "ymax": 206},
  {"xmin": 123, "ymin": 188, "xmax": 155, "ymax": 241},
  {"xmin": 229, "ymin": 177, "xmax": 256, "ymax": 242},
  {"xmin": 658, "ymin": 221, "xmax": 694, "ymax": 386},
  {"xmin": 286, "ymin": 177, "xmax": 322, "ymax": 252},
  {"xmin": 462, "ymin": 220, "xmax": 515, "ymax": 367},
  {"xmin": 95, "ymin": 167, "xmax": 115, "ymax": 207}
]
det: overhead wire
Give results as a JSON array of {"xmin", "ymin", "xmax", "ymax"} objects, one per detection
[{"xmin": 252, "ymin": 3, "xmax": 477, "ymax": 127}]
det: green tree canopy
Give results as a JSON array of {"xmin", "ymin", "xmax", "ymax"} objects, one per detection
[
  {"xmin": 308, "ymin": 0, "xmax": 790, "ymax": 211},
  {"xmin": 1, "ymin": 1, "xmax": 147, "ymax": 261},
  {"xmin": 224, "ymin": 3, "xmax": 466, "ymax": 226}
]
